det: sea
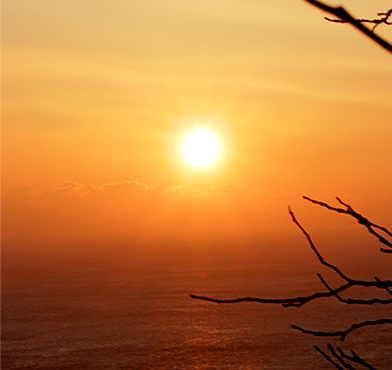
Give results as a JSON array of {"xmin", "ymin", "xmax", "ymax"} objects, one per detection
[{"xmin": 2, "ymin": 254, "xmax": 391, "ymax": 370}]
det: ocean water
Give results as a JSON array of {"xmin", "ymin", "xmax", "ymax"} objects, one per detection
[{"xmin": 2, "ymin": 258, "xmax": 391, "ymax": 370}]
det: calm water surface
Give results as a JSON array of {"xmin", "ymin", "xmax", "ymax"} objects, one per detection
[{"xmin": 2, "ymin": 258, "xmax": 391, "ymax": 369}]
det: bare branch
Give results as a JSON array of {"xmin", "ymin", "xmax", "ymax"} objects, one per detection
[
  {"xmin": 292, "ymin": 319, "xmax": 392, "ymax": 341},
  {"xmin": 303, "ymin": 196, "xmax": 392, "ymax": 252},
  {"xmin": 336, "ymin": 197, "xmax": 392, "ymax": 237},
  {"xmin": 191, "ymin": 206, "xmax": 392, "ymax": 308},
  {"xmin": 304, "ymin": 0, "xmax": 392, "ymax": 54},
  {"xmin": 289, "ymin": 206, "xmax": 351, "ymax": 281},
  {"xmin": 315, "ymin": 346, "xmax": 347, "ymax": 370},
  {"xmin": 317, "ymin": 274, "xmax": 392, "ymax": 305},
  {"xmin": 191, "ymin": 275, "xmax": 392, "ymax": 307},
  {"xmin": 327, "ymin": 344, "xmax": 356, "ymax": 370},
  {"xmin": 337, "ymin": 347, "xmax": 377, "ymax": 370},
  {"xmin": 190, "ymin": 283, "xmax": 352, "ymax": 307},
  {"xmin": 189, "ymin": 294, "xmax": 312, "ymax": 305},
  {"xmin": 326, "ymin": 8, "xmax": 392, "ymax": 32},
  {"xmin": 190, "ymin": 197, "xmax": 391, "ymax": 367},
  {"xmin": 376, "ymin": 277, "xmax": 392, "ymax": 296}
]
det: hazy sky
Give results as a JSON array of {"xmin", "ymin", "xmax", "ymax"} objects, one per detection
[{"xmin": 2, "ymin": 1, "xmax": 392, "ymax": 263}]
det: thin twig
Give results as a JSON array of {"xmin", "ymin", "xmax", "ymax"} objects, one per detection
[
  {"xmin": 191, "ymin": 206, "xmax": 392, "ymax": 307},
  {"xmin": 337, "ymin": 347, "xmax": 376, "ymax": 370},
  {"xmin": 326, "ymin": 8, "xmax": 392, "ymax": 32},
  {"xmin": 292, "ymin": 319, "xmax": 392, "ymax": 341},
  {"xmin": 289, "ymin": 207, "xmax": 351, "ymax": 281},
  {"xmin": 315, "ymin": 346, "xmax": 346, "ymax": 370},
  {"xmin": 327, "ymin": 344, "xmax": 356, "ymax": 370},
  {"xmin": 303, "ymin": 196, "xmax": 392, "ymax": 252},
  {"xmin": 304, "ymin": 0, "xmax": 392, "ymax": 54},
  {"xmin": 190, "ymin": 283, "xmax": 351, "ymax": 307},
  {"xmin": 317, "ymin": 274, "xmax": 392, "ymax": 305}
]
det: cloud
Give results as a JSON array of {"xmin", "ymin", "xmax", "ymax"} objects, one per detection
[
  {"xmin": 101, "ymin": 181, "xmax": 153, "ymax": 195},
  {"xmin": 3, "ymin": 185, "xmax": 36, "ymax": 198},
  {"xmin": 6, "ymin": 180, "xmax": 271, "ymax": 201},
  {"xmin": 2, "ymin": 181, "xmax": 293, "ymax": 247},
  {"xmin": 3, "ymin": 180, "xmax": 389, "ymax": 268},
  {"xmin": 38, "ymin": 181, "xmax": 100, "ymax": 199}
]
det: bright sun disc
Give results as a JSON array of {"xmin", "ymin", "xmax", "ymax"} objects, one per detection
[{"xmin": 182, "ymin": 129, "xmax": 220, "ymax": 168}]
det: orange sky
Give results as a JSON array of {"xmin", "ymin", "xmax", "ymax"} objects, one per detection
[{"xmin": 2, "ymin": 0, "xmax": 392, "ymax": 265}]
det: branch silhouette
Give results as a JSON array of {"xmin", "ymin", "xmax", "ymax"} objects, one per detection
[
  {"xmin": 303, "ymin": 196, "xmax": 392, "ymax": 253},
  {"xmin": 190, "ymin": 197, "xmax": 392, "ymax": 369},
  {"xmin": 191, "ymin": 199, "xmax": 392, "ymax": 308},
  {"xmin": 336, "ymin": 346, "xmax": 377, "ymax": 370},
  {"xmin": 314, "ymin": 345, "xmax": 350, "ymax": 370},
  {"xmin": 325, "ymin": 9, "xmax": 392, "ymax": 32},
  {"xmin": 315, "ymin": 344, "xmax": 377, "ymax": 370},
  {"xmin": 192, "ymin": 3, "xmax": 392, "ymax": 368},
  {"xmin": 297, "ymin": 3, "xmax": 392, "ymax": 366},
  {"xmin": 292, "ymin": 319, "xmax": 392, "ymax": 341},
  {"xmin": 304, "ymin": 0, "xmax": 392, "ymax": 54}
]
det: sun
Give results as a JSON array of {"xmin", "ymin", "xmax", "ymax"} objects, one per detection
[{"xmin": 182, "ymin": 128, "xmax": 221, "ymax": 168}]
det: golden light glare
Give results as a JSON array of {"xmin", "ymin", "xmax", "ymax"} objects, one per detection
[{"xmin": 182, "ymin": 128, "xmax": 221, "ymax": 168}]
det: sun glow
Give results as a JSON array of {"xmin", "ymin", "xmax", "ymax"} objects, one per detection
[{"xmin": 182, "ymin": 128, "xmax": 221, "ymax": 168}]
